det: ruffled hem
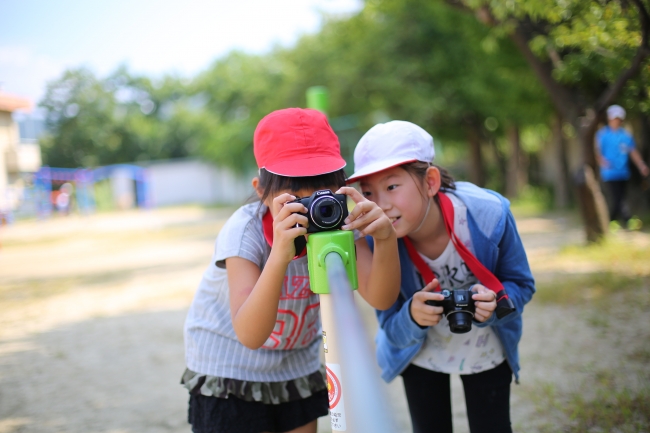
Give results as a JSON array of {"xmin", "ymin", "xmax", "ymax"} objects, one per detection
[{"xmin": 180, "ymin": 367, "xmax": 327, "ymax": 405}]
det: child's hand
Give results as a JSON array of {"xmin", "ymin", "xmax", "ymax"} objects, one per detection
[
  {"xmin": 410, "ymin": 279, "xmax": 445, "ymax": 327},
  {"xmin": 336, "ymin": 187, "xmax": 396, "ymax": 241},
  {"xmin": 270, "ymin": 193, "xmax": 308, "ymax": 263},
  {"xmin": 472, "ymin": 284, "xmax": 497, "ymax": 322}
]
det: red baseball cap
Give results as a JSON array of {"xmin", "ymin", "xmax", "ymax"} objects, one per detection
[{"xmin": 254, "ymin": 108, "xmax": 346, "ymax": 177}]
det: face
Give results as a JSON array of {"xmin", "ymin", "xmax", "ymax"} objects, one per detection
[
  {"xmin": 608, "ymin": 118, "xmax": 622, "ymax": 129},
  {"xmin": 359, "ymin": 166, "xmax": 432, "ymax": 238}
]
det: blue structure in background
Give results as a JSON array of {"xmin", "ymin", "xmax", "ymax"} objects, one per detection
[{"xmin": 34, "ymin": 164, "xmax": 151, "ymax": 218}]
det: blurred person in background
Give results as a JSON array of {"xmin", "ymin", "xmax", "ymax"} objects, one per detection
[{"xmin": 596, "ymin": 104, "xmax": 650, "ymax": 231}]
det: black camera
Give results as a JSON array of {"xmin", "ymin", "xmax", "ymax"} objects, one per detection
[
  {"xmin": 289, "ymin": 190, "xmax": 348, "ymax": 233},
  {"xmin": 425, "ymin": 285, "xmax": 477, "ymax": 334}
]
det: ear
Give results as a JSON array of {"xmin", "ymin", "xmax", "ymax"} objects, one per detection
[
  {"xmin": 424, "ymin": 166, "xmax": 441, "ymax": 198},
  {"xmin": 251, "ymin": 177, "xmax": 263, "ymax": 199}
]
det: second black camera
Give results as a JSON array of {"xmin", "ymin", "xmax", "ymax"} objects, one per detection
[{"xmin": 425, "ymin": 285, "xmax": 477, "ymax": 334}]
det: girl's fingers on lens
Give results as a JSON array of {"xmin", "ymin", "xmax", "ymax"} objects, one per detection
[
  {"xmin": 345, "ymin": 201, "xmax": 372, "ymax": 224},
  {"xmin": 344, "ymin": 211, "xmax": 375, "ymax": 231},
  {"xmin": 336, "ymin": 186, "xmax": 365, "ymax": 203},
  {"xmin": 345, "ymin": 206, "xmax": 382, "ymax": 229}
]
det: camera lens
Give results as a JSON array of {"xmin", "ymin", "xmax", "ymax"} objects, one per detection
[
  {"xmin": 319, "ymin": 205, "xmax": 334, "ymax": 218},
  {"xmin": 447, "ymin": 311, "xmax": 472, "ymax": 334},
  {"xmin": 310, "ymin": 196, "xmax": 343, "ymax": 229}
]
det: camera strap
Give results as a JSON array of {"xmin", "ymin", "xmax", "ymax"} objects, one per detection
[
  {"xmin": 262, "ymin": 209, "xmax": 307, "ymax": 259},
  {"xmin": 404, "ymin": 192, "xmax": 515, "ymax": 318}
]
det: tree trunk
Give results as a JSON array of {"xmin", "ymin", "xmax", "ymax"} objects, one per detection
[
  {"xmin": 506, "ymin": 125, "xmax": 527, "ymax": 198},
  {"xmin": 488, "ymin": 138, "xmax": 507, "ymax": 192},
  {"xmin": 467, "ymin": 125, "xmax": 485, "ymax": 187},
  {"xmin": 574, "ymin": 164, "xmax": 609, "ymax": 242},
  {"xmin": 551, "ymin": 115, "xmax": 571, "ymax": 208}
]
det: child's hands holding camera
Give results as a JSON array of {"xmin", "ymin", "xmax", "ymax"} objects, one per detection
[
  {"xmin": 336, "ymin": 186, "xmax": 396, "ymax": 241},
  {"xmin": 410, "ymin": 279, "xmax": 445, "ymax": 327},
  {"xmin": 472, "ymin": 284, "xmax": 497, "ymax": 322},
  {"xmin": 270, "ymin": 193, "xmax": 308, "ymax": 263}
]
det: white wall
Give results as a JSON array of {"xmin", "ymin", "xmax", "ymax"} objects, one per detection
[{"xmin": 146, "ymin": 159, "xmax": 251, "ymax": 207}]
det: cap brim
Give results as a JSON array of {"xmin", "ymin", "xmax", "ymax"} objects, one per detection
[
  {"xmin": 264, "ymin": 156, "xmax": 346, "ymax": 177},
  {"xmin": 346, "ymin": 157, "xmax": 418, "ymax": 184}
]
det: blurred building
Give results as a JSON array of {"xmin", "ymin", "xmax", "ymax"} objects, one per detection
[
  {"xmin": 0, "ymin": 92, "xmax": 42, "ymax": 216},
  {"xmin": 141, "ymin": 158, "xmax": 252, "ymax": 207}
]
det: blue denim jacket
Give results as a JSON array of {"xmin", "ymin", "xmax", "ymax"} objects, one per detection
[{"xmin": 372, "ymin": 182, "xmax": 535, "ymax": 383}]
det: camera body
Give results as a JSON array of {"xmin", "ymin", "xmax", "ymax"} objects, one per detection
[
  {"xmin": 290, "ymin": 189, "xmax": 348, "ymax": 233},
  {"xmin": 425, "ymin": 284, "xmax": 477, "ymax": 334}
]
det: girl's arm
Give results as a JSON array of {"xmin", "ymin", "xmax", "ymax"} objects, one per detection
[
  {"xmin": 337, "ymin": 187, "xmax": 400, "ymax": 310},
  {"xmin": 227, "ymin": 194, "xmax": 309, "ymax": 350}
]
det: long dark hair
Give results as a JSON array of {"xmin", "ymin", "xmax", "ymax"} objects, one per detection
[
  {"xmin": 256, "ymin": 168, "xmax": 348, "ymax": 204},
  {"xmin": 400, "ymin": 161, "xmax": 456, "ymax": 191}
]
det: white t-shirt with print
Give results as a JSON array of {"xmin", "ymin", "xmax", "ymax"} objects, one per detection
[{"xmin": 410, "ymin": 194, "xmax": 505, "ymax": 375}]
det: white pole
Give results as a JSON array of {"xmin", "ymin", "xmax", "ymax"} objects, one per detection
[{"xmin": 320, "ymin": 252, "xmax": 396, "ymax": 433}]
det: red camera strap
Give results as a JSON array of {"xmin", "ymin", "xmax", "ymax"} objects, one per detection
[
  {"xmin": 262, "ymin": 209, "xmax": 307, "ymax": 259},
  {"xmin": 404, "ymin": 192, "xmax": 509, "ymax": 302}
]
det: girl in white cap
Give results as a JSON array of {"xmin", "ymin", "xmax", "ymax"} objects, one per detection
[
  {"xmin": 182, "ymin": 108, "xmax": 400, "ymax": 433},
  {"xmin": 347, "ymin": 120, "xmax": 535, "ymax": 433}
]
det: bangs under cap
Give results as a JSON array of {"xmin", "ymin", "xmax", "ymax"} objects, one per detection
[
  {"xmin": 347, "ymin": 120, "xmax": 435, "ymax": 183},
  {"xmin": 254, "ymin": 108, "xmax": 346, "ymax": 177}
]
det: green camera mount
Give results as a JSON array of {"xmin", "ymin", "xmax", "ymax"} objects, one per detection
[{"xmin": 307, "ymin": 231, "xmax": 358, "ymax": 294}]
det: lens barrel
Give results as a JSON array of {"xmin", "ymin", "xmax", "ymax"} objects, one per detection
[
  {"xmin": 310, "ymin": 196, "xmax": 343, "ymax": 229},
  {"xmin": 447, "ymin": 311, "xmax": 473, "ymax": 334}
]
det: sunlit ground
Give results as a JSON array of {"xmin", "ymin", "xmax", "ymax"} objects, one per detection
[{"xmin": 0, "ymin": 205, "xmax": 649, "ymax": 432}]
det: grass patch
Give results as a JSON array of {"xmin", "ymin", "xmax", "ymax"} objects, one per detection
[
  {"xmin": 558, "ymin": 239, "xmax": 650, "ymax": 276},
  {"xmin": 534, "ymin": 237, "xmax": 650, "ymax": 309},
  {"xmin": 534, "ymin": 272, "xmax": 649, "ymax": 308},
  {"xmin": 530, "ymin": 368, "xmax": 650, "ymax": 433},
  {"xmin": 566, "ymin": 389, "xmax": 650, "ymax": 432}
]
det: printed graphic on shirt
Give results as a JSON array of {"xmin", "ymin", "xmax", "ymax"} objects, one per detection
[
  {"xmin": 410, "ymin": 194, "xmax": 505, "ymax": 375},
  {"xmin": 280, "ymin": 275, "xmax": 312, "ymax": 300},
  {"xmin": 263, "ymin": 300, "xmax": 320, "ymax": 350}
]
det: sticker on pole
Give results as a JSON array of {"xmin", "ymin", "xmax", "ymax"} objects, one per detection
[{"xmin": 326, "ymin": 364, "xmax": 346, "ymax": 431}]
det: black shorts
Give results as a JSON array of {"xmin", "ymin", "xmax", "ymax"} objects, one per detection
[{"xmin": 188, "ymin": 389, "xmax": 329, "ymax": 433}]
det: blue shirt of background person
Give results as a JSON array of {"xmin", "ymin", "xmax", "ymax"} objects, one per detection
[
  {"xmin": 596, "ymin": 125, "xmax": 636, "ymax": 181},
  {"xmin": 596, "ymin": 104, "xmax": 650, "ymax": 182}
]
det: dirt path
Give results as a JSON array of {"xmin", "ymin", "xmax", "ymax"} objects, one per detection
[{"xmin": 0, "ymin": 207, "xmax": 647, "ymax": 432}]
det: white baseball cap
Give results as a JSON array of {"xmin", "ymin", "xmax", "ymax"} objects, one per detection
[
  {"xmin": 607, "ymin": 105, "xmax": 626, "ymax": 120},
  {"xmin": 347, "ymin": 120, "xmax": 435, "ymax": 183}
]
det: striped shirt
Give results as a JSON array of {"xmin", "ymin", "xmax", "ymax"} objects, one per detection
[{"xmin": 184, "ymin": 202, "xmax": 322, "ymax": 382}]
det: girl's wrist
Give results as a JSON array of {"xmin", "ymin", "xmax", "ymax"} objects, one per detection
[
  {"xmin": 268, "ymin": 247, "xmax": 293, "ymax": 267},
  {"xmin": 373, "ymin": 228, "xmax": 397, "ymax": 244}
]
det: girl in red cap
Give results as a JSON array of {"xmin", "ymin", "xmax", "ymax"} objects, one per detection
[{"xmin": 182, "ymin": 108, "xmax": 400, "ymax": 433}]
